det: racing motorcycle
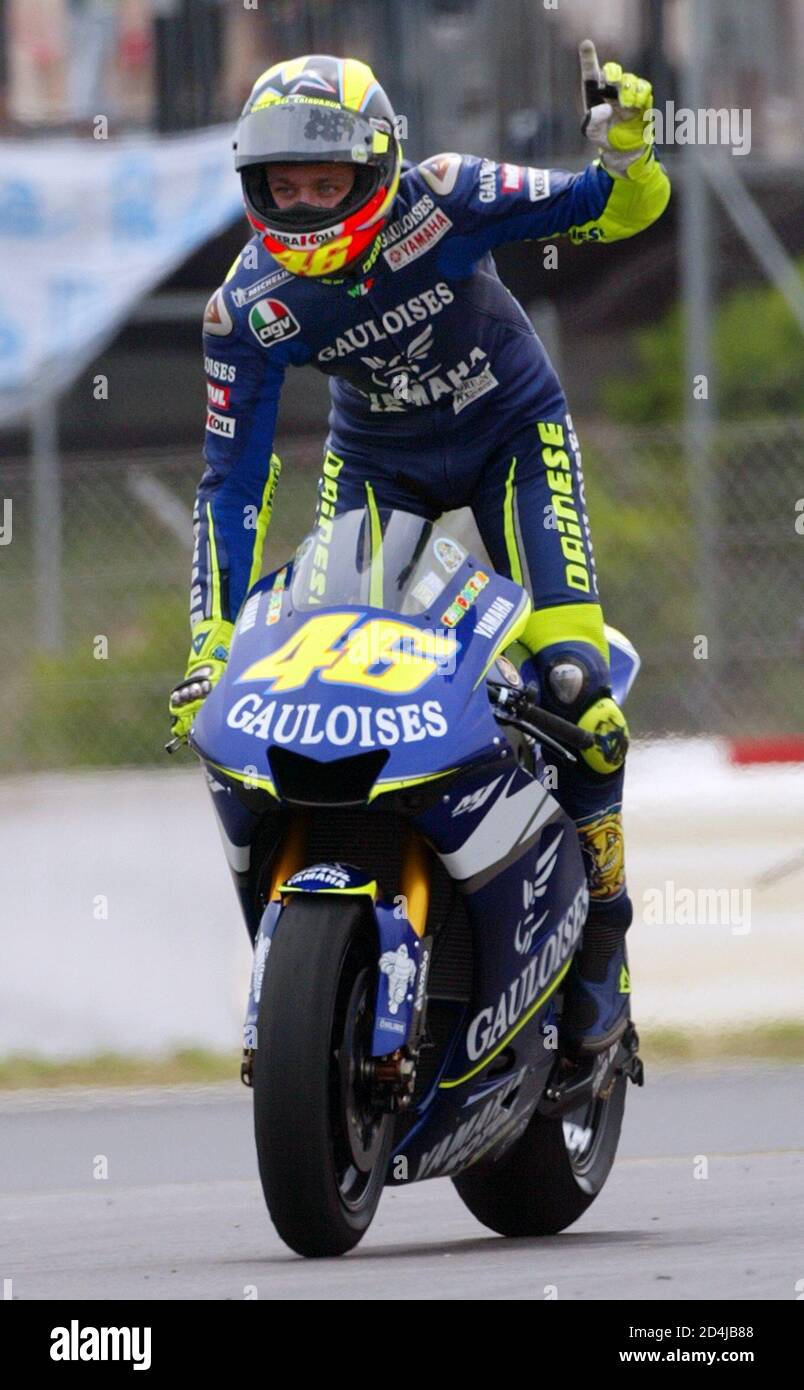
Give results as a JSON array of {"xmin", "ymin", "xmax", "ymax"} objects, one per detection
[{"xmin": 181, "ymin": 504, "xmax": 644, "ymax": 1257}]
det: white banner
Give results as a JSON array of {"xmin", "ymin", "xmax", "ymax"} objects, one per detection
[{"xmin": 0, "ymin": 127, "xmax": 243, "ymax": 426}]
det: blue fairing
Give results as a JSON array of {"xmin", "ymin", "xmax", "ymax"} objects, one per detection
[
  {"xmin": 192, "ymin": 507, "xmax": 641, "ymax": 1187},
  {"xmin": 191, "ymin": 555, "xmax": 529, "ymax": 795},
  {"xmin": 606, "ymin": 624, "xmax": 641, "ymax": 706}
]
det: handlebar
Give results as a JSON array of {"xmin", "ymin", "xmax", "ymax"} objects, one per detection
[{"xmin": 487, "ymin": 681, "xmax": 595, "ymax": 759}]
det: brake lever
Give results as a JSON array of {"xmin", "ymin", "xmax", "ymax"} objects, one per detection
[
  {"xmin": 493, "ymin": 710, "xmax": 579, "ymax": 764},
  {"xmin": 487, "ymin": 684, "xmax": 579, "ymax": 762}
]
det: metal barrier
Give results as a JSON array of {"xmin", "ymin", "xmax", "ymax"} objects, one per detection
[{"xmin": 2, "ymin": 416, "xmax": 801, "ymax": 771}]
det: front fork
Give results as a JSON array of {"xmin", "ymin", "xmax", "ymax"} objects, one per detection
[
  {"xmin": 241, "ymin": 813, "xmax": 432, "ymax": 1096},
  {"xmin": 240, "ymin": 811, "xmax": 309, "ymax": 1086}
]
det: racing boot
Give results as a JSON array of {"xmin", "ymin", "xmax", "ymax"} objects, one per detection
[
  {"xmin": 513, "ymin": 647, "xmax": 635, "ymax": 1058},
  {"xmin": 559, "ymin": 883, "xmax": 633, "ymax": 1058},
  {"xmin": 547, "ymin": 691, "xmax": 633, "ymax": 1058}
]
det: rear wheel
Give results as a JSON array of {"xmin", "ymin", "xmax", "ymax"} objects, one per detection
[
  {"xmin": 253, "ymin": 896, "xmax": 394, "ymax": 1257},
  {"xmin": 452, "ymin": 1071, "xmax": 627, "ymax": 1237}
]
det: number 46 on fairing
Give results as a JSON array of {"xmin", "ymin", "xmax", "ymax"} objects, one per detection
[{"xmin": 238, "ymin": 612, "xmax": 457, "ymax": 695}]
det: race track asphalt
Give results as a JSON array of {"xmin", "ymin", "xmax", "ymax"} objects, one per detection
[{"xmin": 3, "ymin": 1061, "xmax": 802, "ymax": 1301}]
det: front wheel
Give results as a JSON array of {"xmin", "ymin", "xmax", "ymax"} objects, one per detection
[
  {"xmin": 253, "ymin": 896, "xmax": 394, "ymax": 1257},
  {"xmin": 452, "ymin": 1071, "xmax": 627, "ymax": 1237}
]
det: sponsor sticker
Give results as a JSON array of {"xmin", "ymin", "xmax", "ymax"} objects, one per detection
[
  {"xmin": 475, "ymin": 596, "xmax": 514, "ymax": 638},
  {"xmin": 287, "ymin": 864, "xmax": 352, "ymax": 889},
  {"xmin": 206, "ymin": 381, "xmax": 230, "ymax": 409},
  {"xmin": 381, "ymin": 194, "xmax": 435, "ymax": 249},
  {"xmin": 501, "ymin": 162, "xmax": 523, "ymax": 191},
  {"xmin": 248, "ymin": 298, "xmax": 301, "ymax": 347},
  {"xmin": 383, "ymin": 208, "xmax": 453, "ymax": 271},
  {"xmin": 411, "ymin": 569, "xmax": 445, "ymax": 610},
  {"xmin": 238, "ymin": 593, "xmax": 261, "ymax": 634},
  {"xmin": 434, "ymin": 537, "xmax": 467, "ymax": 575},
  {"xmin": 206, "ymin": 409, "xmax": 235, "ymax": 438},
  {"xmin": 251, "ymin": 933, "xmax": 271, "ymax": 1004},
  {"xmin": 269, "ymin": 223, "xmax": 344, "ymax": 249},
  {"xmin": 231, "ymin": 269, "xmax": 292, "ymax": 307},
  {"xmin": 466, "ymin": 892, "xmax": 586, "ymax": 1062},
  {"xmin": 265, "ymin": 566, "xmax": 288, "ymax": 626},
  {"xmin": 440, "ymin": 570, "xmax": 490, "ymax": 628},
  {"xmin": 415, "ymin": 1069, "xmax": 528, "ymax": 1179},
  {"xmin": 478, "ymin": 158, "xmax": 497, "ymax": 203},
  {"xmin": 317, "ymin": 282, "xmax": 455, "ymax": 362},
  {"xmin": 527, "ymin": 168, "xmax": 551, "ymax": 202},
  {"xmin": 452, "ymin": 363, "xmax": 499, "ymax": 415},
  {"xmin": 204, "ymin": 356, "xmax": 236, "ymax": 382},
  {"xmin": 225, "ymin": 695, "xmax": 449, "ymax": 747},
  {"xmin": 379, "ymin": 944, "xmax": 417, "ymax": 1015}
]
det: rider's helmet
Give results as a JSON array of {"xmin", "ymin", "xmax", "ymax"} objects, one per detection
[{"xmin": 233, "ymin": 55, "xmax": 402, "ymax": 279}]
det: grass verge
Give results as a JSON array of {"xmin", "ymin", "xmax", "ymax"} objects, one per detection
[
  {"xmin": 1, "ymin": 1024, "xmax": 803, "ymax": 1090},
  {"xmin": 0, "ymin": 1048, "xmax": 235, "ymax": 1091}
]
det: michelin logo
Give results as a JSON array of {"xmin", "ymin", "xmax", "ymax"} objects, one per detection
[
  {"xmin": 231, "ymin": 269, "xmax": 292, "ymax": 307},
  {"xmin": 379, "ymin": 943, "xmax": 417, "ymax": 1014}
]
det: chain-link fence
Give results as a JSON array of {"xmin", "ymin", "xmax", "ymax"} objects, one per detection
[{"xmin": 1, "ymin": 416, "xmax": 802, "ymax": 772}]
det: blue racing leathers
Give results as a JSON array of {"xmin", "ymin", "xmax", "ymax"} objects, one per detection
[
  {"xmin": 193, "ymin": 148, "xmax": 669, "ymax": 637},
  {"xmin": 191, "ymin": 146, "xmax": 670, "ymax": 1047}
]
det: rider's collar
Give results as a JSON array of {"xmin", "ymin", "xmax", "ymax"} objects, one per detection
[{"xmin": 318, "ymin": 233, "xmax": 383, "ymax": 290}]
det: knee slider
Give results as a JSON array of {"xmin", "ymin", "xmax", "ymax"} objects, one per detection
[{"xmin": 537, "ymin": 645, "xmax": 628, "ymax": 775}]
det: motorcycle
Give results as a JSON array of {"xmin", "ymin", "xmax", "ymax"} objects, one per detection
[{"xmin": 182, "ymin": 504, "xmax": 644, "ymax": 1257}]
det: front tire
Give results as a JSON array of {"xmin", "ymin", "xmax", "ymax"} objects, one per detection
[
  {"xmin": 253, "ymin": 896, "xmax": 394, "ymax": 1257},
  {"xmin": 452, "ymin": 1072, "xmax": 627, "ymax": 1237}
]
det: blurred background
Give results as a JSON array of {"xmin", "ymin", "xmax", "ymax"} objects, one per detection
[{"xmin": 0, "ymin": 0, "xmax": 802, "ymax": 1065}]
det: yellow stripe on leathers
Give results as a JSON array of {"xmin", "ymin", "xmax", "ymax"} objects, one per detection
[
  {"xmin": 206, "ymin": 502, "xmax": 222, "ymax": 622},
  {"xmin": 246, "ymin": 454, "xmax": 283, "ymax": 593}
]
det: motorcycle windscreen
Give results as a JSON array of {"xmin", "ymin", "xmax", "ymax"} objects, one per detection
[{"xmin": 290, "ymin": 506, "xmax": 462, "ymax": 617}]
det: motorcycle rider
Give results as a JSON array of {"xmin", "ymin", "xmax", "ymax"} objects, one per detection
[{"xmin": 170, "ymin": 50, "xmax": 670, "ymax": 1061}]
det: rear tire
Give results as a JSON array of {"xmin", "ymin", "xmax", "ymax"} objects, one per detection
[
  {"xmin": 253, "ymin": 896, "xmax": 394, "ymax": 1257},
  {"xmin": 452, "ymin": 1072, "xmax": 627, "ymax": 1237}
]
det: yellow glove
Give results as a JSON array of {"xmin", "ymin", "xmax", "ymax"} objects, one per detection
[
  {"xmin": 579, "ymin": 40, "xmax": 656, "ymax": 180},
  {"xmin": 169, "ymin": 618, "xmax": 234, "ymax": 740}
]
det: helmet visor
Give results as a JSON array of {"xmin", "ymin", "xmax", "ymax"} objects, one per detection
[{"xmin": 234, "ymin": 102, "xmax": 389, "ymax": 171}]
